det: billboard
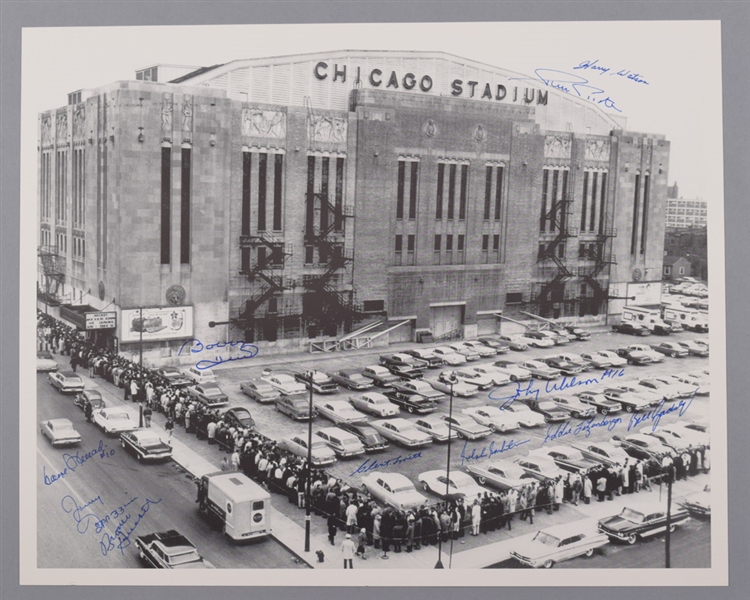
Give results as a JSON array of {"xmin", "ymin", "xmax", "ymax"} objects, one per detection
[
  {"xmin": 85, "ymin": 311, "xmax": 117, "ymax": 330},
  {"xmin": 626, "ymin": 282, "xmax": 663, "ymax": 307},
  {"xmin": 120, "ymin": 306, "xmax": 194, "ymax": 343}
]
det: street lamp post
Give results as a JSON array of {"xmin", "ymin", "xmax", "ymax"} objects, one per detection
[
  {"xmin": 435, "ymin": 371, "xmax": 458, "ymax": 569},
  {"xmin": 304, "ymin": 378, "xmax": 314, "ymax": 553}
]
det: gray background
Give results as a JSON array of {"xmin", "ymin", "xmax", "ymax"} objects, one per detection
[{"xmin": 1, "ymin": 1, "xmax": 748, "ymax": 599}]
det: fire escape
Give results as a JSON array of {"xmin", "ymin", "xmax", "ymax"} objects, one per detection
[
  {"xmin": 238, "ymin": 233, "xmax": 294, "ymax": 340},
  {"xmin": 578, "ymin": 227, "xmax": 617, "ymax": 313},
  {"xmin": 37, "ymin": 245, "xmax": 66, "ymax": 305}
]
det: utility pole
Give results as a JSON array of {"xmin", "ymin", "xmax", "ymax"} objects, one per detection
[
  {"xmin": 304, "ymin": 378, "xmax": 313, "ymax": 553},
  {"xmin": 435, "ymin": 371, "xmax": 458, "ymax": 569},
  {"xmin": 665, "ymin": 466, "xmax": 675, "ymax": 568}
]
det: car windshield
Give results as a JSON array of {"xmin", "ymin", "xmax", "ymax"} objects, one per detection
[
  {"xmin": 342, "ymin": 439, "xmax": 361, "ymax": 447},
  {"xmin": 139, "ymin": 435, "xmax": 163, "ymax": 447},
  {"xmin": 109, "ymin": 412, "xmax": 129, "ymax": 420},
  {"xmin": 538, "ymin": 402, "xmax": 557, "ymax": 410},
  {"xmin": 533, "ymin": 531, "xmax": 560, "ymax": 547},
  {"xmin": 620, "ymin": 508, "xmax": 646, "ymax": 523},
  {"xmin": 168, "ymin": 549, "xmax": 202, "ymax": 565},
  {"xmin": 311, "ymin": 441, "xmax": 328, "ymax": 449},
  {"xmin": 363, "ymin": 434, "xmax": 382, "ymax": 444}
]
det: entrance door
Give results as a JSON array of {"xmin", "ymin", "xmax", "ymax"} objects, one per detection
[{"xmin": 430, "ymin": 305, "xmax": 463, "ymax": 338}]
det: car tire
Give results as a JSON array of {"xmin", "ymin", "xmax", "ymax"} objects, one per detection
[
  {"xmin": 510, "ymin": 375, "xmax": 518, "ymax": 383},
  {"xmin": 543, "ymin": 559, "xmax": 554, "ymax": 569},
  {"xmin": 422, "ymin": 482, "xmax": 430, "ymax": 492},
  {"xmin": 625, "ymin": 405, "xmax": 634, "ymax": 413},
  {"xmin": 584, "ymin": 548, "xmax": 595, "ymax": 557},
  {"xmin": 408, "ymin": 407, "xmax": 415, "ymax": 414},
  {"xmin": 489, "ymin": 424, "xmax": 497, "ymax": 433},
  {"xmin": 457, "ymin": 431, "xmax": 465, "ymax": 440},
  {"xmin": 670, "ymin": 352, "xmax": 678, "ymax": 358},
  {"xmin": 669, "ymin": 524, "xmax": 677, "ymax": 533},
  {"xmin": 478, "ymin": 476, "xmax": 487, "ymax": 485},
  {"xmin": 601, "ymin": 408, "xmax": 609, "ymax": 416},
  {"xmin": 627, "ymin": 533, "xmax": 638, "ymax": 545}
]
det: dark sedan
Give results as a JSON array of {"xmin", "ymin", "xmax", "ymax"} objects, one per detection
[
  {"xmin": 574, "ymin": 392, "xmax": 623, "ymax": 416},
  {"xmin": 220, "ymin": 407, "xmax": 256, "ymax": 430},
  {"xmin": 239, "ymin": 380, "xmax": 281, "ymax": 403},
  {"xmin": 383, "ymin": 391, "xmax": 437, "ymax": 414},
  {"xmin": 120, "ymin": 429, "xmax": 173, "ymax": 462},
  {"xmin": 652, "ymin": 342, "xmax": 689, "ymax": 358},
  {"xmin": 598, "ymin": 503, "xmax": 690, "ymax": 545},
  {"xmin": 611, "ymin": 322, "xmax": 651, "ymax": 336},
  {"xmin": 187, "ymin": 383, "xmax": 229, "ymax": 408},
  {"xmin": 476, "ymin": 337, "xmax": 511, "ymax": 353},
  {"xmin": 155, "ymin": 367, "xmax": 194, "ymax": 388},
  {"xmin": 275, "ymin": 395, "xmax": 317, "ymax": 421},
  {"xmin": 564, "ymin": 327, "xmax": 591, "ymax": 341},
  {"xmin": 530, "ymin": 446, "xmax": 603, "ymax": 473},
  {"xmin": 522, "ymin": 398, "xmax": 571, "ymax": 423},
  {"xmin": 73, "ymin": 389, "xmax": 106, "ymax": 411},
  {"xmin": 542, "ymin": 357, "xmax": 585, "ymax": 376},
  {"xmin": 330, "ymin": 369, "xmax": 376, "ymax": 390},
  {"xmin": 338, "ymin": 422, "xmax": 390, "ymax": 452}
]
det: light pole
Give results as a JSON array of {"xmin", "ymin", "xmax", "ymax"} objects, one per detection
[
  {"xmin": 304, "ymin": 377, "xmax": 314, "ymax": 553},
  {"xmin": 435, "ymin": 371, "xmax": 458, "ymax": 569}
]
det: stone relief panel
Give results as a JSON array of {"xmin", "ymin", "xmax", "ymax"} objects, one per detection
[
  {"xmin": 309, "ymin": 114, "xmax": 347, "ymax": 143},
  {"xmin": 161, "ymin": 93, "xmax": 173, "ymax": 134},
  {"xmin": 72, "ymin": 104, "xmax": 86, "ymax": 140},
  {"xmin": 41, "ymin": 115, "xmax": 53, "ymax": 146},
  {"xmin": 181, "ymin": 95, "xmax": 193, "ymax": 132},
  {"xmin": 56, "ymin": 111, "xmax": 68, "ymax": 140},
  {"xmin": 241, "ymin": 108, "xmax": 286, "ymax": 138},
  {"xmin": 643, "ymin": 139, "xmax": 653, "ymax": 166},
  {"xmin": 584, "ymin": 139, "xmax": 610, "ymax": 161},
  {"xmin": 544, "ymin": 134, "xmax": 572, "ymax": 159}
]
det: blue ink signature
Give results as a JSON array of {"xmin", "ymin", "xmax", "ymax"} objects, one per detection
[
  {"xmin": 510, "ymin": 68, "xmax": 623, "ymax": 112},
  {"xmin": 99, "ymin": 497, "xmax": 162, "ymax": 556},
  {"xmin": 626, "ymin": 389, "xmax": 697, "ymax": 432},
  {"xmin": 489, "ymin": 379, "xmax": 538, "ymax": 405},
  {"xmin": 350, "ymin": 452, "xmax": 422, "ymax": 477},
  {"xmin": 543, "ymin": 415, "xmax": 623, "ymax": 445},
  {"xmin": 459, "ymin": 438, "xmax": 531, "ymax": 466},
  {"xmin": 178, "ymin": 338, "xmax": 259, "ymax": 370},
  {"xmin": 574, "ymin": 60, "xmax": 650, "ymax": 85},
  {"xmin": 60, "ymin": 494, "xmax": 105, "ymax": 534},
  {"xmin": 93, "ymin": 496, "xmax": 140, "ymax": 534},
  {"xmin": 43, "ymin": 440, "xmax": 115, "ymax": 486}
]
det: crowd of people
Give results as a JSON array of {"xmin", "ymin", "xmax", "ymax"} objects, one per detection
[{"xmin": 37, "ymin": 310, "xmax": 710, "ymax": 566}]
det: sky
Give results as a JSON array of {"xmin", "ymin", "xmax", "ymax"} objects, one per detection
[{"xmin": 21, "ymin": 20, "xmax": 723, "ymax": 200}]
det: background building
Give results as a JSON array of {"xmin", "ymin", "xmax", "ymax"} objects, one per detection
[
  {"xmin": 665, "ymin": 183, "xmax": 708, "ymax": 228},
  {"xmin": 37, "ymin": 50, "xmax": 670, "ymax": 365},
  {"xmin": 664, "ymin": 226, "xmax": 708, "ymax": 281}
]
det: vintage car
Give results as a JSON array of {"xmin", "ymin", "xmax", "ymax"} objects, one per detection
[
  {"xmin": 360, "ymin": 472, "xmax": 429, "ymax": 510},
  {"xmin": 93, "ymin": 408, "xmax": 139, "ymax": 435},
  {"xmin": 379, "ymin": 353, "xmax": 429, "ymax": 371},
  {"xmin": 600, "ymin": 388, "xmax": 652, "ymax": 413},
  {"xmin": 460, "ymin": 340, "xmax": 498, "ymax": 358},
  {"xmin": 526, "ymin": 330, "xmax": 569, "ymax": 345},
  {"xmin": 40, "ymin": 418, "xmax": 82, "ymax": 447},
  {"xmin": 390, "ymin": 379, "xmax": 447, "ymax": 403},
  {"xmin": 611, "ymin": 322, "xmax": 651, "ymax": 336},
  {"xmin": 361, "ymin": 365, "xmax": 401, "ymax": 388},
  {"xmin": 492, "ymin": 360, "xmax": 533, "ymax": 382},
  {"xmin": 573, "ymin": 392, "xmax": 623, "ymax": 416},
  {"xmin": 497, "ymin": 335, "xmax": 530, "ymax": 351},
  {"xmin": 517, "ymin": 333, "xmax": 556, "ymax": 348},
  {"xmin": 314, "ymin": 400, "xmax": 368, "ymax": 425},
  {"xmin": 671, "ymin": 373, "xmax": 710, "ymax": 395},
  {"xmin": 465, "ymin": 459, "xmax": 528, "ymax": 490},
  {"xmin": 154, "ymin": 367, "xmax": 194, "ymax": 388},
  {"xmin": 614, "ymin": 434, "xmax": 675, "ymax": 460},
  {"xmin": 454, "ymin": 368, "xmax": 495, "ymax": 390},
  {"xmin": 330, "ymin": 369, "xmax": 376, "ymax": 390},
  {"xmin": 649, "ymin": 376, "xmax": 697, "ymax": 398},
  {"xmin": 610, "ymin": 383, "xmax": 663, "ymax": 407},
  {"xmin": 181, "ymin": 365, "xmax": 218, "ymax": 385},
  {"xmin": 48, "ymin": 370, "xmax": 85, "ymax": 394},
  {"xmin": 522, "ymin": 398, "xmax": 572, "ymax": 423},
  {"xmin": 466, "ymin": 365, "xmax": 512, "ymax": 387},
  {"xmin": 509, "ymin": 521, "xmax": 609, "ymax": 568},
  {"xmin": 651, "ymin": 342, "xmax": 689, "ymax": 358},
  {"xmin": 413, "ymin": 416, "xmax": 458, "ymax": 442},
  {"xmin": 338, "ymin": 422, "xmax": 390, "ymax": 452},
  {"xmin": 548, "ymin": 395, "xmax": 597, "ymax": 419},
  {"xmin": 658, "ymin": 422, "xmax": 710, "ymax": 447},
  {"xmin": 120, "ymin": 429, "xmax": 173, "ymax": 462},
  {"xmin": 681, "ymin": 484, "xmax": 711, "ymax": 517},
  {"xmin": 294, "ymin": 370, "xmax": 339, "ymax": 394},
  {"xmin": 382, "ymin": 390, "xmax": 438, "ymax": 414},
  {"xmin": 431, "ymin": 347, "xmax": 468, "ymax": 366},
  {"xmin": 383, "ymin": 364, "xmax": 425, "ymax": 381},
  {"xmin": 440, "ymin": 414, "xmax": 492, "ymax": 440},
  {"xmin": 447, "ymin": 343, "xmax": 482, "ymax": 361},
  {"xmin": 513, "ymin": 454, "xmax": 564, "ymax": 482},
  {"xmin": 635, "ymin": 378, "xmax": 681, "ymax": 401},
  {"xmin": 274, "ymin": 395, "xmax": 317, "ymax": 421},
  {"xmin": 348, "ymin": 392, "xmax": 400, "ymax": 418},
  {"xmin": 461, "ymin": 406, "xmax": 520, "ymax": 433},
  {"xmin": 220, "ymin": 407, "xmax": 255, "ymax": 430},
  {"xmin": 541, "ymin": 356, "xmax": 586, "ymax": 377},
  {"xmin": 518, "ymin": 360, "xmax": 561, "ymax": 381},
  {"xmin": 261, "ymin": 373, "xmax": 307, "ymax": 396},
  {"xmin": 500, "ymin": 402, "xmax": 547, "ymax": 427},
  {"xmin": 135, "ymin": 530, "xmax": 214, "ymax": 569},
  {"xmin": 279, "ymin": 435, "xmax": 337, "ymax": 466},
  {"xmin": 614, "ymin": 348, "xmax": 656, "ymax": 366},
  {"xmin": 642, "ymin": 429, "xmax": 692, "ymax": 454},
  {"xmin": 425, "ymin": 372, "xmax": 479, "ymax": 397},
  {"xmin": 476, "ymin": 336, "xmax": 511, "ymax": 353},
  {"xmin": 240, "ymin": 380, "xmax": 281, "ymax": 403},
  {"xmin": 677, "ymin": 340, "xmax": 709, "ymax": 357},
  {"xmin": 570, "ymin": 441, "xmax": 631, "ymax": 467},
  {"xmin": 553, "ymin": 352, "xmax": 593, "ymax": 372},
  {"xmin": 564, "ymin": 327, "xmax": 591, "ymax": 341},
  {"xmin": 598, "ymin": 503, "xmax": 690, "ymax": 544},
  {"xmin": 73, "ymin": 389, "xmax": 106, "ymax": 411},
  {"xmin": 622, "ymin": 344, "xmax": 666, "ymax": 363},
  {"xmin": 529, "ymin": 446, "xmax": 603, "ymax": 473},
  {"xmin": 36, "ymin": 351, "xmax": 58, "ymax": 372},
  {"xmin": 368, "ymin": 418, "xmax": 433, "ymax": 448},
  {"xmin": 581, "ymin": 350, "xmax": 628, "ymax": 369},
  {"xmin": 417, "ymin": 470, "xmax": 487, "ymax": 500},
  {"xmin": 403, "ymin": 348, "xmax": 445, "ymax": 368},
  {"xmin": 314, "ymin": 427, "xmax": 366, "ymax": 458},
  {"xmin": 187, "ymin": 383, "xmax": 229, "ymax": 408}
]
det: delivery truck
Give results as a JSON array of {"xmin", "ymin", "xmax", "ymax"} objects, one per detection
[
  {"xmin": 662, "ymin": 306, "xmax": 709, "ymax": 333},
  {"xmin": 620, "ymin": 305, "xmax": 672, "ymax": 335}
]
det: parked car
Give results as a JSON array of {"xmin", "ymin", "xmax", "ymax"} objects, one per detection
[
  {"xmin": 500, "ymin": 402, "xmax": 546, "ymax": 427},
  {"xmin": 48, "ymin": 370, "xmax": 85, "ymax": 394},
  {"xmin": 552, "ymin": 352, "xmax": 593, "ymax": 371},
  {"xmin": 40, "ymin": 418, "xmax": 81, "ymax": 446},
  {"xmin": 383, "ymin": 390, "xmax": 438, "ymax": 414},
  {"xmin": 614, "ymin": 434, "xmax": 675, "ymax": 460},
  {"xmin": 677, "ymin": 340, "xmax": 709, "ymax": 357},
  {"xmin": 314, "ymin": 427, "xmax": 366, "ymax": 457},
  {"xmin": 368, "ymin": 418, "xmax": 433, "ymax": 448},
  {"xmin": 564, "ymin": 327, "xmax": 591, "ymax": 341},
  {"xmin": 656, "ymin": 421, "xmax": 710, "ymax": 446},
  {"xmin": 476, "ymin": 336, "xmax": 511, "ymax": 353},
  {"xmin": 525, "ymin": 330, "xmax": 569, "ymax": 346},
  {"xmin": 154, "ymin": 367, "xmax": 194, "ymax": 388},
  {"xmin": 379, "ymin": 353, "xmax": 429, "ymax": 371},
  {"xmin": 73, "ymin": 389, "xmax": 106, "ymax": 411},
  {"xmin": 570, "ymin": 441, "xmax": 630, "ymax": 467},
  {"xmin": 426, "ymin": 373, "xmax": 479, "ymax": 397},
  {"xmin": 465, "ymin": 459, "xmax": 528, "ymax": 490},
  {"xmin": 348, "ymin": 392, "xmax": 400, "ymax": 418},
  {"xmin": 314, "ymin": 400, "xmax": 368, "ymax": 425},
  {"xmin": 635, "ymin": 378, "xmax": 681, "ymax": 401},
  {"xmin": 460, "ymin": 340, "xmax": 498, "ymax": 358},
  {"xmin": 522, "ymin": 398, "xmax": 572, "ymax": 423},
  {"xmin": 120, "ymin": 429, "xmax": 173, "ymax": 462},
  {"xmin": 461, "ymin": 406, "xmax": 520, "ymax": 433},
  {"xmin": 611, "ymin": 383, "xmax": 662, "ymax": 406},
  {"xmin": 467, "ymin": 365, "xmax": 512, "ymax": 387},
  {"xmin": 492, "ymin": 360, "xmax": 533, "ymax": 382},
  {"xmin": 652, "ymin": 342, "xmax": 689, "ymax": 358},
  {"xmin": 529, "ymin": 446, "xmax": 603, "ymax": 473},
  {"xmin": 573, "ymin": 392, "xmax": 623, "ymax": 416},
  {"xmin": 509, "ymin": 522, "xmax": 608, "ymax": 568},
  {"xmin": 681, "ymin": 484, "xmax": 711, "ymax": 517},
  {"xmin": 280, "ymin": 435, "xmax": 337, "ymax": 466},
  {"xmin": 294, "ymin": 370, "xmax": 339, "ymax": 394},
  {"xmin": 36, "ymin": 351, "xmax": 58, "ymax": 372},
  {"xmin": 600, "ymin": 389, "xmax": 652, "ymax": 413},
  {"xmin": 188, "ymin": 383, "xmax": 230, "ymax": 408},
  {"xmin": 611, "ymin": 322, "xmax": 651, "ymax": 336},
  {"xmin": 541, "ymin": 356, "xmax": 586, "ymax": 377},
  {"xmin": 447, "ymin": 343, "xmax": 482, "ymax": 361},
  {"xmin": 384, "ymin": 363, "xmax": 425, "ymax": 380},
  {"xmin": 548, "ymin": 395, "xmax": 597, "ymax": 419},
  {"xmin": 413, "ymin": 416, "xmax": 457, "ymax": 442},
  {"xmin": 240, "ymin": 380, "xmax": 281, "ymax": 403},
  {"xmin": 403, "ymin": 348, "xmax": 445, "ymax": 368},
  {"xmin": 275, "ymin": 395, "xmax": 317, "ymax": 421},
  {"xmin": 614, "ymin": 348, "xmax": 655, "ymax": 366},
  {"xmin": 220, "ymin": 407, "xmax": 255, "ymax": 430},
  {"xmin": 330, "ymin": 369, "xmax": 376, "ymax": 390},
  {"xmin": 361, "ymin": 365, "xmax": 401, "ymax": 388},
  {"xmin": 440, "ymin": 414, "xmax": 492, "ymax": 440},
  {"xmin": 598, "ymin": 503, "xmax": 690, "ymax": 544},
  {"xmin": 670, "ymin": 373, "xmax": 710, "ymax": 395},
  {"xmin": 135, "ymin": 530, "xmax": 214, "ymax": 569},
  {"xmin": 454, "ymin": 368, "xmax": 495, "ymax": 390},
  {"xmin": 497, "ymin": 335, "xmax": 530, "ymax": 351},
  {"xmin": 93, "ymin": 408, "xmax": 139, "ymax": 435},
  {"xmin": 431, "ymin": 347, "xmax": 468, "ymax": 365},
  {"xmin": 418, "ymin": 470, "xmax": 487, "ymax": 500},
  {"xmin": 649, "ymin": 376, "xmax": 697, "ymax": 398},
  {"xmin": 261, "ymin": 373, "xmax": 307, "ymax": 396},
  {"xmin": 518, "ymin": 333, "xmax": 556, "ymax": 348},
  {"xmin": 580, "ymin": 350, "xmax": 628, "ymax": 368},
  {"xmin": 518, "ymin": 360, "xmax": 561, "ymax": 380},
  {"xmin": 338, "ymin": 422, "xmax": 390, "ymax": 452},
  {"xmin": 621, "ymin": 344, "xmax": 666, "ymax": 363},
  {"xmin": 360, "ymin": 472, "xmax": 429, "ymax": 510},
  {"xmin": 513, "ymin": 454, "xmax": 564, "ymax": 482},
  {"xmin": 642, "ymin": 429, "xmax": 691, "ymax": 454},
  {"xmin": 182, "ymin": 366, "xmax": 217, "ymax": 385},
  {"xmin": 390, "ymin": 379, "xmax": 447, "ymax": 403}
]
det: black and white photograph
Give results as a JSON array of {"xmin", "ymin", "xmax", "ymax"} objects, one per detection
[{"xmin": 19, "ymin": 17, "xmax": 728, "ymax": 587}]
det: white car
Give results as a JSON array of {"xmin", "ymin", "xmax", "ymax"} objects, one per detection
[
  {"xmin": 426, "ymin": 373, "xmax": 479, "ymax": 397},
  {"xmin": 369, "ymin": 418, "xmax": 433, "ymax": 448},
  {"xmin": 465, "ymin": 459, "xmax": 528, "ymax": 490},
  {"xmin": 36, "ymin": 351, "xmax": 58, "ymax": 372},
  {"xmin": 461, "ymin": 406, "xmax": 520, "ymax": 433},
  {"xmin": 417, "ymin": 470, "xmax": 487, "ymax": 500},
  {"xmin": 460, "ymin": 341, "xmax": 498, "ymax": 358},
  {"xmin": 613, "ymin": 383, "xmax": 663, "ymax": 406},
  {"xmin": 518, "ymin": 334, "xmax": 555, "ymax": 348},
  {"xmin": 498, "ymin": 335, "xmax": 530, "ymax": 351},
  {"xmin": 182, "ymin": 365, "xmax": 218, "ymax": 385},
  {"xmin": 651, "ymin": 376, "xmax": 698, "ymax": 398},
  {"xmin": 499, "ymin": 403, "xmax": 546, "ymax": 427},
  {"xmin": 390, "ymin": 379, "xmax": 447, "ymax": 403},
  {"xmin": 440, "ymin": 414, "xmax": 492, "ymax": 440},
  {"xmin": 548, "ymin": 395, "xmax": 597, "ymax": 419},
  {"xmin": 93, "ymin": 408, "xmax": 139, "ymax": 435},
  {"xmin": 431, "ymin": 347, "xmax": 467, "ymax": 365},
  {"xmin": 581, "ymin": 350, "xmax": 628, "ymax": 368},
  {"xmin": 454, "ymin": 369, "xmax": 495, "ymax": 390},
  {"xmin": 510, "ymin": 522, "xmax": 609, "ymax": 569},
  {"xmin": 413, "ymin": 416, "xmax": 457, "ymax": 442},
  {"xmin": 261, "ymin": 373, "xmax": 307, "ymax": 396},
  {"xmin": 467, "ymin": 365, "xmax": 512, "ymax": 387},
  {"xmin": 492, "ymin": 360, "xmax": 533, "ymax": 382},
  {"xmin": 448, "ymin": 343, "xmax": 482, "ymax": 361},
  {"xmin": 280, "ymin": 435, "xmax": 337, "ymax": 466},
  {"xmin": 40, "ymin": 418, "xmax": 81, "ymax": 446},
  {"xmin": 625, "ymin": 344, "xmax": 665, "ymax": 363},
  {"xmin": 348, "ymin": 392, "xmax": 400, "ymax": 418},
  {"xmin": 314, "ymin": 400, "xmax": 368, "ymax": 425},
  {"xmin": 649, "ymin": 423, "xmax": 709, "ymax": 449},
  {"xmin": 671, "ymin": 373, "xmax": 710, "ymax": 395},
  {"xmin": 361, "ymin": 472, "xmax": 429, "ymax": 510}
]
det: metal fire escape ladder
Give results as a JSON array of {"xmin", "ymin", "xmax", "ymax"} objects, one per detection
[
  {"xmin": 578, "ymin": 227, "xmax": 618, "ymax": 303},
  {"xmin": 238, "ymin": 233, "xmax": 294, "ymax": 324},
  {"xmin": 38, "ymin": 245, "xmax": 66, "ymax": 304},
  {"xmin": 533, "ymin": 195, "xmax": 578, "ymax": 306}
]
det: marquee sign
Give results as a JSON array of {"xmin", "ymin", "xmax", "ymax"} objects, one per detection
[{"xmin": 85, "ymin": 311, "xmax": 117, "ymax": 330}]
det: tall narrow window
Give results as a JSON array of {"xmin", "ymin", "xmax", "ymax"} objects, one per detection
[
  {"xmin": 241, "ymin": 151, "xmax": 251, "ymax": 272},
  {"xmin": 447, "ymin": 163, "xmax": 456, "ymax": 220},
  {"xmin": 598, "ymin": 172, "xmax": 607, "ymax": 234},
  {"xmin": 409, "ymin": 161, "xmax": 418, "ymax": 219},
  {"xmin": 436, "ymin": 163, "xmax": 444, "ymax": 219},
  {"xmin": 549, "ymin": 170, "xmax": 559, "ymax": 233},
  {"xmin": 561, "ymin": 170, "xmax": 569, "ymax": 234},
  {"xmin": 180, "ymin": 147, "xmax": 191, "ymax": 264},
  {"xmin": 334, "ymin": 157, "xmax": 344, "ymax": 231},
  {"xmin": 457, "ymin": 234, "xmax": 465, "ymax": 264},
  {"xmin": 273, "ymin": 154, "xmax": 283, "ymax": 231},
  {"xmin": 459, "ymin": 164, "xmax": 468, "ymax": 220},
  {"xmin": 407, "ymin": 234, "xmax": 415, "ymax": 266},
  {"xmin": 540, "ymin": 169, "xmax": 549, "ymax": 232},
  {"xmin": 320, "ymin": 157, "xmax": 329, "ymax": 233},
  {"xmin": 631, "ymin": 174, "xmax": 641, "ymax": 255},
  {"xmin": 581, "ymin": 171, "xmax": 589, "ymax": 232},
  {"xmin": 395, "ymin": 234, "xmax": 403, "ymax": 266},
  {"xmin": 589, "ymin": 172, "xmax": 598, "ymax": 233},
  {"xmin": 257, "ymin": 152, "xmax": 267, "ymax": 231},
  {"xmin": 640, "ymin": 174, "xmax": 650, "ymax": 254},
  {"xmin": 494, "ymin": 166, "xmax": 503, "ymax": 220},
  {"xmin": 306, "ymin": 155, "xmax": 316, "ymax": 237},
  {"xmin": 483, "ymin": 166, "xmax": 492, "ymax": 220},
  {"xmin": 160, "ymin": 146, "xmax": 171, "ymax": 265},
  {"xmin": 396, "ymin": 160, "xmax": 405, "ymax": 219}
]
